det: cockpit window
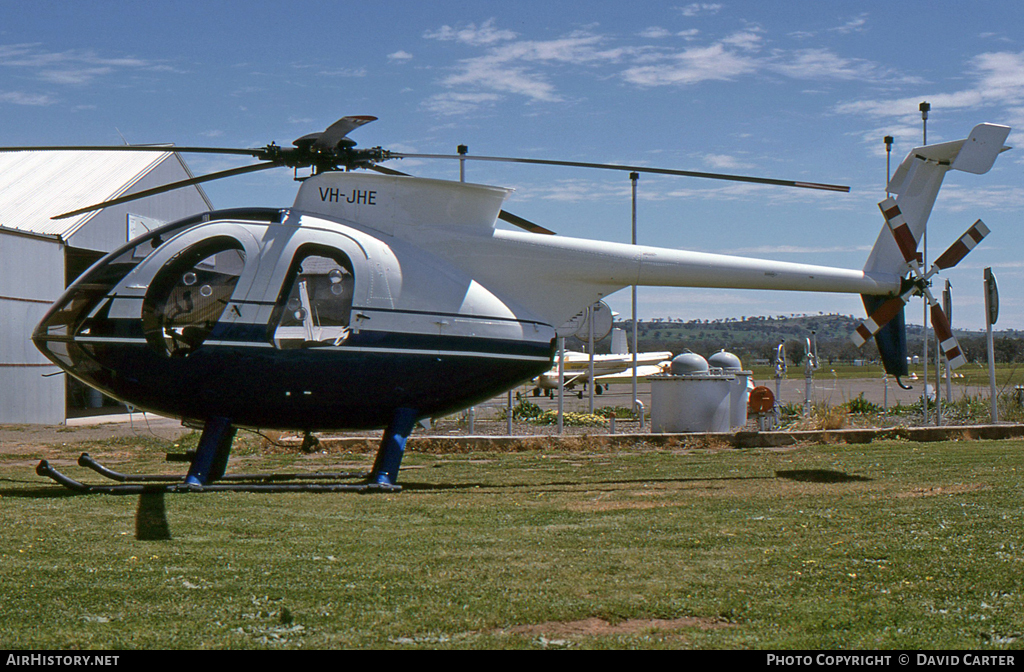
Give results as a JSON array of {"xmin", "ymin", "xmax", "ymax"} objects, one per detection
[
  {"xmin": 142, "ymin": 237, "xmax": 245, "ymax": 358},
  {"xmin": 272, "ymin": 246, "xmax": 354, "ymax": 349}
]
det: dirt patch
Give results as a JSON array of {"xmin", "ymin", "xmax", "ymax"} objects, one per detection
[
  {"xmin": 503, "ymin": 616, "xmax": 732, "ymax": 639},
  {"xmin": 893, "ymin": 483, "xmax": 992, "ymax": 498}
]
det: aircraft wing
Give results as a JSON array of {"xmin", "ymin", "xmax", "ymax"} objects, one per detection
[{"xmin": 593, "ymin": 364, "xmax": 670, "ymax": 385}]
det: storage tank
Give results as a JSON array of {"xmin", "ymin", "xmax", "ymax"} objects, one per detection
[
  {"xmin": 709, "ymin": 350, "xmax": 751, "ymax": 430},
  {"xmin": 651, "ymin": 352, "xmax": 733, "ymax": 432}
]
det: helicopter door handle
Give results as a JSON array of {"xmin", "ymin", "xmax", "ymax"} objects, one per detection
[{"xmin": 354, "ymin": 313, "xmax": 371, "ymax": 320}]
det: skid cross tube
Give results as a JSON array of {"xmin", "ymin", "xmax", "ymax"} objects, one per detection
[
  {"xmin": 36, "ymin": 459, "xmax": 400, "ymax": 494},
  {"xmin": 77, "ymin": 453, "xmax": 368, "ymax": 483}
]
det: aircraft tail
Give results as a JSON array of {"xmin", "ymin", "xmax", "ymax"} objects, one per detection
[{"xmin": 857, "ymin": 123, "xmax": 1011, "ymax": 381}]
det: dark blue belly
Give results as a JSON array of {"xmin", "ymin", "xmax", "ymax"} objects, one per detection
[{"xmin": 67, "ymin": 332, "xmax": 554, "ymax": 429}]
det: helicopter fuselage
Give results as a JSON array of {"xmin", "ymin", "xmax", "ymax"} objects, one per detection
[{"xmin": 34, "ymin": 171, "xmax": 899, "ymax": 432}]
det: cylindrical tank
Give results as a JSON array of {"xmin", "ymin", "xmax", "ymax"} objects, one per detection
[
  {"xmin": 650, "ymin": 373, "xmax": 733, "ymax": 432},
  {"xmin": 710, "ymin": 350, "xmax": 751, "ymax": 430},
  {"xmin": 708, "ymin": 349, "xmax": 742, "ymax": 371},
  {"xmin": 670, "ymin": 350, "xmax": 709, "ymax": 374},
  {"xmin": 652, "ymin": 350, "xmax": 733, "ymax": 433}
]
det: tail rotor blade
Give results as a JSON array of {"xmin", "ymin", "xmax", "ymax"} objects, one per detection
[
  {"xmin": 879, "ymin": 197, "xmax": 919, "ymax": 265},
  {"xmin": 930, "ymin": 303, "xmax": 967, "ymax": 369},
  {"xmin": 852, "ymin": 294, "xmax": 908, "ymax": 347},
  {"xmin": 933, "ymin": 219, "xmax": 989, "ymax": 270}
]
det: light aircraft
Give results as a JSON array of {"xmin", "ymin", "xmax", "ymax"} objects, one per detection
[
  {"xmin": 7, "ymin": 116, "xmax": 1010, "ymax": 492},
  {"xmin": 531, "ymin": 349, "xmax": 673, "ymax": 397}
]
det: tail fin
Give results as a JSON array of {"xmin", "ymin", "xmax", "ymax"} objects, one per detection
[{"xmin": 860, "ymin": 123, "xmax": 1011, "ymax": 380}]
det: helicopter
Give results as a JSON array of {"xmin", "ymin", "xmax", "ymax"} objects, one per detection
[{"xmin": 7, "ymin": 116, "xmax": 1010, "ymax": 492}]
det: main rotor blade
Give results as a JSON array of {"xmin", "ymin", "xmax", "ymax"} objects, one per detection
[
  {"xmin": 368, "ymin": 164, "xmax": 557, "ymax": 235},
  {"xmin": 0, "ymin": 144, "xmax": 265, "ymax": 158},
  {"xmin": 497, "ymin": 210, "xmax": 556, "ymax": 235},
  {"xmin": 389, "ymin": 153, "xmax": 851, "ymax": 193},
  {"xmin": 52, "ymin": 162, "xmax": 279, "ymax": 219},
  {"xmin": 311, "ymin": 115, "xmax": 378, "ymax": 151}
]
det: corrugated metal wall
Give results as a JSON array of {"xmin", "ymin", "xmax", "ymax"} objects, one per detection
[
  {"xmin": 0, "ymin": 232, "xmax": 65, "ymax": 424},
  {"xmin": 0, "ymin": 152, "xmax": 214, "ymax": 424}
]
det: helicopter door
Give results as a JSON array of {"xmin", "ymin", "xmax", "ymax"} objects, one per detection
[
  {"xmin": 272, "ymin": 246, "xmax": 355, "ymax": 349},
  {"xmin": 141, "ymin": 236, "xmax": 247, "ymax": 358}
]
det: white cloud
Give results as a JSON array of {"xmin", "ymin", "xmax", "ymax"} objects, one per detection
[
  {"xmin": 677, "ymin": 3, "xmax": 723, "ymax": 17},
  {"xmin": 639, "ymin": 27, "xmax": 672, "ymax": 39},
  {"xmin": 417, "ymin": 20, "xmax": 929, "ymax": 115},
  {"xmin": 0, "ymin": 43, "xmax": 157, "ymax": 85},
  {"xmin": 0, "ymin": 90, "xmax": 54, "ymax": 105},
  {"xmin": 828, "ymin": 13, "xmax": 869, "ymax": 34},
  {"xmin": 317, "ymin": 67, "xmax": 368, "ymax": 77},
  {"xmin": 427, "ymin": 26, "xmax": 642, "ymax": 109},
  {"xmin": 424, "ymin": 19, "xmax": 517, "ymax": 46},
  {"xmin": 769, "ymin": 48, "xmax": 901, "ymax": 82},
  {"xmin": 721, "ymin": 30, "xmax": 764, "ymax": 52},
  {"xmin": 388, "ymin": 50, "xmax": 413, "ymax": 63},
  {"xmin": 622, "ymin": 43, "xmax": 758, "ymax": 86},
  {"xmin": 703, "ymin": 154, "xmax": 755, "ymax": 170},
  {"xmin": 835, "ymin": 51, "xmax": 1024, "ymax": 119},
  {"xmin": 422, "ymin": 92, "xmax": 504, "ymax": 116}
]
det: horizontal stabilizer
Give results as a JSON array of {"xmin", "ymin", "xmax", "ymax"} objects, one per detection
[
  {"xmin": 886, "ymin": 123, "xmax": 1010, "ymax": 195},
  {"xmin": 951, "ymin": 123, "xmax": 1011, "ymax": 174}
]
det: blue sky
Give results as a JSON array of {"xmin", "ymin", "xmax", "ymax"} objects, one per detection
[{"xmin": 3, "ymin": 1, "xmax": 1023, "ymax": 331}]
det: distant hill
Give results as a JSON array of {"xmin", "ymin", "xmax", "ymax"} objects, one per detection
[{"xmin": 573, "ymin": 313, "xmax": 1024, "ymax": 366}]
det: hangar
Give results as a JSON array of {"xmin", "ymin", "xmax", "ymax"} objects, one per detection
[{"xmin": 0, "ymin": 149, "xmax": 212, "ymax": 424}]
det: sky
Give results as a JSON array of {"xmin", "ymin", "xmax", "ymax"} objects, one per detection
[{"xmin": 2, "ymin": 0, "xmax": 1023, "ymax": 332}]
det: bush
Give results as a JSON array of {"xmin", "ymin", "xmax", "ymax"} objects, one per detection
[
  {"xmin": 529, "ymin": 411, "xmax": 608, "ymax": 427},
  {"xmin": 846, "ymin": 393, "xmax": 881, "ymax": 415},
  {"xmin": 594, "ymin": 406, "xmax": 638, "ymax": 420}
]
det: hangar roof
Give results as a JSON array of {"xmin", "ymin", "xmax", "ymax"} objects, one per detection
[{"xmin": 0, "ymin": 150, "xmax": 203, "ymax": 240}]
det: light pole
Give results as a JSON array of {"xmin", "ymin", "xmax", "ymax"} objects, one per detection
[
  {"xmin": 630, "ymin": 172, "xmax": 643, "ymax": 429},
  {"xmin": 919, "ymin": 102, "xmax": 930, "ymax": 423},
  {"xmin": 884, "ymin": 135, "xmax": 893, "ymax": 194}
]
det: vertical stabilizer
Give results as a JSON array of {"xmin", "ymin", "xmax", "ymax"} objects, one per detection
[
  {"xmin": 863, "ymin": 123, "xmax": 1009, "ymax": 278},
  {"xmin": 858, "ymin": 124, "xmax": 1010, "ymax": 382}
]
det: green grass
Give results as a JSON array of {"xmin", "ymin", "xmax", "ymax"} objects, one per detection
[{"xmin": 2, "ymin": 434, "xmax": 1024, "ymax": 649}]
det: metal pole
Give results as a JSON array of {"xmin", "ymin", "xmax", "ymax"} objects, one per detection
[
  {"xmin": 630, "ymin": 172, "xmax": 642, "ymax": 429},
  {"xmin": 459, "ymin": 143, "xmax": 475, "ymax": 431},
  {"xmin": 884, "ymin": 135, "xmax": 893, "ymax": 194},
  {"xmin": 984, "ymin": 269, "xmax": 999, "ymax": 423},
  {"xmin": 944, "ymin": 280, "xmax": 953, "ymax": 402},
  {"xmin": 588, "ymin": 303, "xmax": 596, "ymax": 414},
  {"xmin": 507, "ymin": 389, "xmax": 513, "ymax": 435},
  {"xmin": 557, "ymin": 336, "xmax": 565, "ymax": 434},
  {"xmin": 920, "ymin": 102, "xmax": 930, "ymax": 424}
]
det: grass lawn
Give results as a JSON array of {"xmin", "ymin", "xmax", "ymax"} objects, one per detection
[{"xmin": 1, "ymin": 432, "xmax": 1023, "ymax": 649}]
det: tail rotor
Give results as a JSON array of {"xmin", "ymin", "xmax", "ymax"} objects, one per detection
[{"xmin": 852, "ymin": 197, "xmax": 988, "ymax": 378}]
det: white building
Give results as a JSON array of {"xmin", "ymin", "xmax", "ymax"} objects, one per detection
[{"xmin": 0, "ymin": 150, "xmax": 212, "ymax": 424}]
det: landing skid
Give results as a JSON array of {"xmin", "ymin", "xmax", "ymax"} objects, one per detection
[{"xmin": 35, "ymin": 453, "xmax": 401, "ymax": 494}]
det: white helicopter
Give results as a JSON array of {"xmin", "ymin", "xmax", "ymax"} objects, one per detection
[{"xmin": 9, "ymin": 116, "xmax": 1009, "ymax": 492}]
